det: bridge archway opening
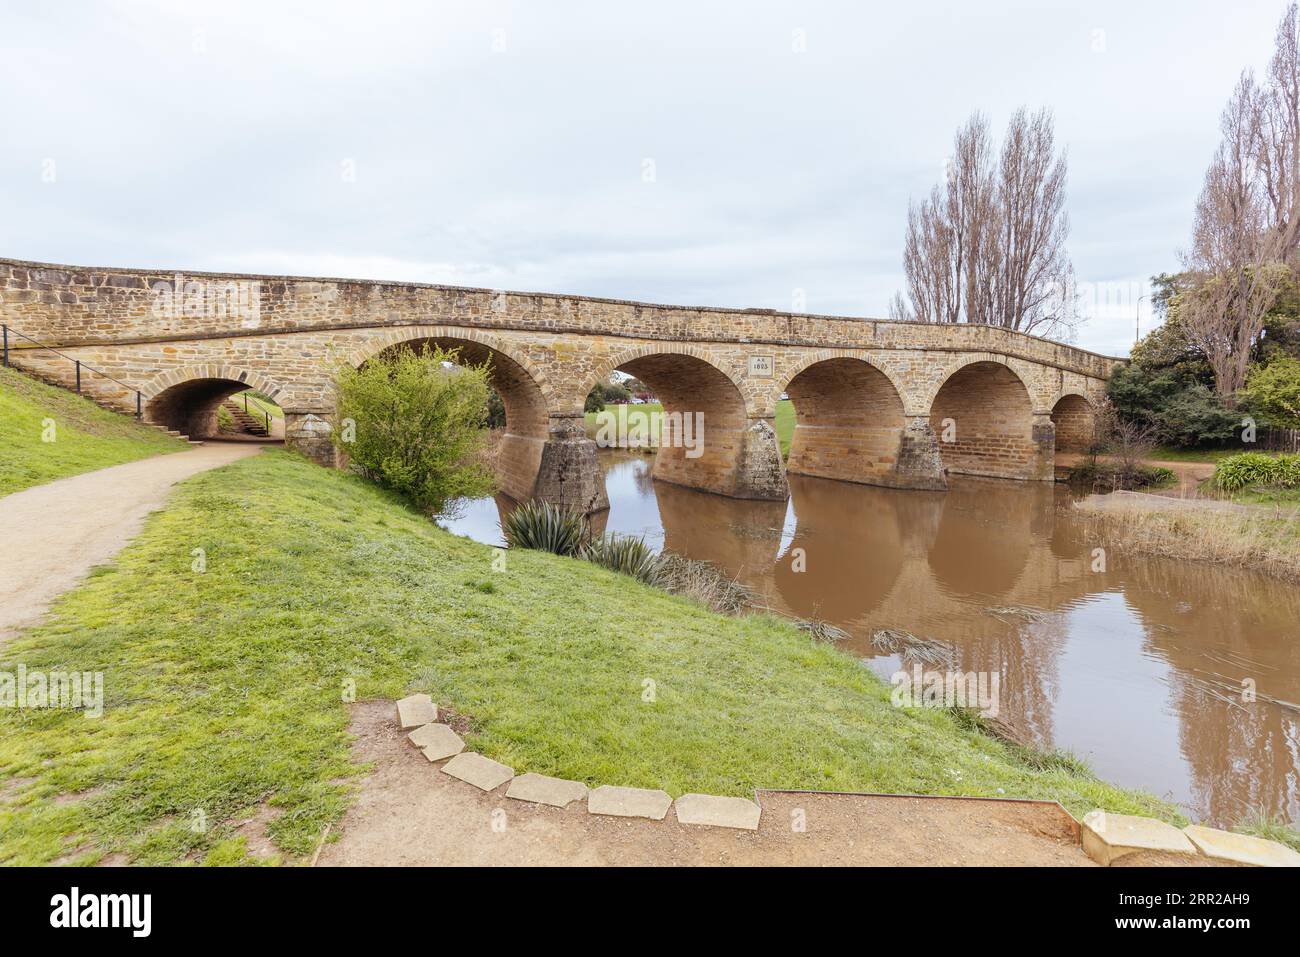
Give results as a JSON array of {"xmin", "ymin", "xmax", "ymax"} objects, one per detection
[
  {"xmin": 929, "ymin": 361, "xmax": 1036, "ymax": 479},
  {"xmin": 1051, "ymin": 394, "xmax": 1095, "ymax": 454},
  {"xmin": 783, "ymin": 358, "xmax": 907, "ymax": 486},
  {"xmin": 364, "ymin": 336, "xmax": 549, "ymax": 501},
  {"xmin": 598, "ymin": 352, "xmax": 750, "ymax": 496},
  {"xmin": 146, "ymin": 378, "xmax": 282, "ymax": 440}
]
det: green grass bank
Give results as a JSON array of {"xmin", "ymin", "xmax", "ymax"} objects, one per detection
[
  {"xmin": 0, "ymin": 449, "xmax": 1175, "ymax": 865},
  {"xmin": 0, "ymin": 366, "xmax": 187, "ymax": 496}
]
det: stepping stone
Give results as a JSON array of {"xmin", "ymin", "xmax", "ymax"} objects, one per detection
[
  {"xmin": 587, "ymin": 785, "xmax": 672, "ymax": 820},
  {"xmin": 407, "ymin": 723, "xmax": 465, "ymax": 762},
  {"xmin": 505, "ymin": 772, "xmax": 589, "ymax": 808},
  {"xmin": 395, "ymin": 694, "xmax": 436, "ymax": 730},
  {"xmin": 441, "ymin": 752, "xmax": 515, "ymax": 792},
  {"xmin": 1183, "ymin": 825, "xmax": 1300, "ymax": 867},
  {"xmin": 674, "ymin": 793, "xmax": 761, "ymax": 830},
  {"xmin": 1081, "ymin": 810, "xmax": 1196, "ymax": 866}
]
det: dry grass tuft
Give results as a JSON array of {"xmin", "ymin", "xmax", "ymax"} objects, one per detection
[
  {"xmin": 654, "ymin": 552, "xmax": 755, "ymax": 614},
  {"xmin": 1074, "ymin": 495, "xmax": 1300, "ymax": 583},
  {"xmin": 871, "ymin": 628, "xmax": 957, "ymax": 668}
]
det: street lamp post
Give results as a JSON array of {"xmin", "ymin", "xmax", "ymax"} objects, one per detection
[{"xmin": 1135, "ymin": 294, "xmax": 1148, "ymax": 346}]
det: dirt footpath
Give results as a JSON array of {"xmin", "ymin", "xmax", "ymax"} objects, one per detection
[
  {"xmin": 317, "ymin": 702, "xmax": 1094, "ymax": 867},
  {"xmin": 0, "ymin": 442, "xmax": 262, "ymax": 642},
  {"xmin": 1055, "ymin": 453, "xmax": 1217, "ymax": 498}
]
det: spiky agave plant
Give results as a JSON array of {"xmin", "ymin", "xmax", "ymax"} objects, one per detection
[
  {"xmin": 581, "ymin": 533, "xmax": 660, "ymax": 584},
  {"xmin": 501, "ymin": 500, "xmax": 589, "ymax": 556}
]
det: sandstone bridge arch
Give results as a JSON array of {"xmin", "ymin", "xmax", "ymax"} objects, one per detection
[
  {"xmin": 0, "ymin": 257, "xmax": 1122, "ymax": 510},
  {"xmin": 141, "ymin": 364, "xmax": 287, "ymax": 439},
  {"xmin": 578, "ymin": 344, "xmax": 787, "ymax": 501},
  {"xmin": 778, "ymin": 352, "xmax": 928, "ymax": 490}
]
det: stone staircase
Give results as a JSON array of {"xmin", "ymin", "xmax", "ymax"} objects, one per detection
[
  {"xmin": 147, "ymin": 424, "xmax": 204, "ymax": 446},
  {"xmin": 221, "ymin": 398, "xmax": 270, "ymax": 436}
]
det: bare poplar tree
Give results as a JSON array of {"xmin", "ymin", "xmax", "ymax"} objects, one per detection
[
  {"xmin": 1260, "ymin": 3, "xmax": 1300, "ymax": 238},
  {"xmin": 895, "ymin": 108, "xmax": 1075, "ymax": 339},
  {"xmin": 947, "ymin": 113, "xmax": 996, "ymax": 326},
  {"xmin": 991, "ymin": 108, "xmax": 1073, "ymax": 336},
  {"xmin": 1182, "ymin": 4, "xmax": 1300, "ymax": 396},
  {"xmin": 902, "ymin": 184, "xmax": 954, "ymax": 322}
]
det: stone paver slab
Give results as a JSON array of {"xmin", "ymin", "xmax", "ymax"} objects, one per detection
[
  {"xmin": 505, "ymin": 772, "xmax": 589, "ymax": 808},
  {"xmin": 587, "ymin": 785, "xmax": 672, "ymax": 820},
  {"xmin": 674, "ymin": 793, "xmax": 761, "ymax": 830},
  {"xmin": 441, "ymin": 752, "xmax": 515, "ymax": 792},
  {"xmin": 395, "ymin": 693, "xmax": 436, "ymax": 730},
  {"xmin": 1184, "ymin": 825, "xmax": 1300, "ymax": 867},
  {"xmin": 1081, "ymin": 810, "xmax": 1196, "ymax": 865},
  {"xmin": 407, "ymin": 723, "xmax": 465, "ymax": 762}
]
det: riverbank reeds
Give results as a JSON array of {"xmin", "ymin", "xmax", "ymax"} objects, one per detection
[
  {"xmin": 653, "ymin": 552, "xmax": 755, "ymax": 614},
  {"xmin": 500, "ymin": 502, "xmax": 759, "ymax": 613},
  {"xmin": 1074, "ymin": 494, "xmax": 1300, "ymax": 582},
  {"xmin": 1213, "ymin": 451, "xmax": 1300, "ymax": 492}
]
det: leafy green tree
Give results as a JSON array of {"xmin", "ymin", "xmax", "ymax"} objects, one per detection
[
  {"xmin": 332, "ymin": 345, "xmax": 496, "ymax": 515},
  {"xmin": 1154, "ymin": 384, "xmax": 1242, "ymax": 446},
  {"xmin": 1246, "ymin": 357, "xmax": 1300, "ymax": 428},
  {"xmin": 1107, "ymin": 364, "xmax": 1238, "ymax": 447},
  {"xmin": 584, "ymin": 380, "xmax": 632, "ymax": 412},
  {"xmin": 1132, "ymin": 273, "xmax": 1206, "ymax": 373},
  {"xmin": 620, "ymin": 376, "xmax": 651, "ymax": 398},
  {"xmin": 1108, "ymin": 272, "xmax": 1239, "ymax": 447},
  {"xmin": 1258, "ymin": 276, "xmax": 1300, "ymax": 365}
]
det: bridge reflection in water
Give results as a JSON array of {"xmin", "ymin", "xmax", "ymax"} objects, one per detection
[{"xmin": 442, "ymin": 450, "xmax": 1300, "ymax": 828}]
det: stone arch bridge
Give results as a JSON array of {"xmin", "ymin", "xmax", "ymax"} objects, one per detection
[{"xmin": 0, "ymin": 258, "xmax": 1120, "ymax": 511}]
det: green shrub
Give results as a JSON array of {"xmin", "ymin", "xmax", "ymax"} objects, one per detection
[
  {"xmin": 1213, "ymin": 452, "xmax": 1300, "ymax": 491},
  {"xmin": 1107, "ymin": 365, "xmax": 1239, "ymax": 447},
  {"xmin": 501, "ymin": 500, "xmax": 589, "ymax": 556},
  {"xmin": 1280, "ymin": 456, "xmax": 1300, "ymax": 486},
  {"xmin": 331, "ymin": 345, "xmax": 496, "ymax": 515},
  {"xmin": 1154, "ymin": 384, "xmax": 1242, "ymax": 446},
  {"xmin": 1145, "ymin": 466, "xmax": 1177, "ymax": 488},
  {"xmin": 581, "ymin": 533, "xmax": 660, "ymax": 584}
]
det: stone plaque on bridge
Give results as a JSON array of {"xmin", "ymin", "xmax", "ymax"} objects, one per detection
[{"xmin": 747, "ymin": 355, "xmax": 774, "ymax": 378}]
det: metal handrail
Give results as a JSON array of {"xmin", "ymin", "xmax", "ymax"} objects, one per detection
[
  {"xmin": 240, "ymin": 391, "xmax": 272, "ymax": 434},
  {"xmin": 1, "ymin": 323, "xmax": 144, "ymax": 417}
]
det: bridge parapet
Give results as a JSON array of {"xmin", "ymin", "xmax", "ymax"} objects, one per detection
[{"xmin": 0, "ymin": 258, "xmax": 1121, "ymax": 380}]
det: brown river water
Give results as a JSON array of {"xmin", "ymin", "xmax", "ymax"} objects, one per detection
[{"xmin": 442, "ymin": 450, "xmax": 1300, "ymax": 826}]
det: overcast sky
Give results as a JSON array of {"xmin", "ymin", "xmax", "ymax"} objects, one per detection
[{"xmin": 0, "ymin": 0, "xmax": 1291, "ymax": 356}]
